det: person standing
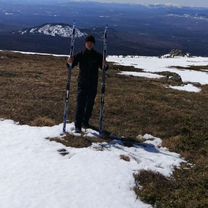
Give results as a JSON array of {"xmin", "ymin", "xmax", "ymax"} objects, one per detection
[{"xmin": 67, "ymin": 35, "xmax": 108, "ymax": 133}]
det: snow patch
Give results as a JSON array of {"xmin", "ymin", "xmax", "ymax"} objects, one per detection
[
  {"xmin": 119, "ymin": 71, "xmax": 164, "ymax": 79},
  {"xmin": 108, "ymin": 56, "xmax": 208, "ymax": 85},
  {"xmin": 169, "ymin": 84, "xmax": 201, "ymax": 93},
  {"xmin": 0, "ymin": 119, "xmax": 184, "ymax": 208},
  {"xmin": 0, "ymin": 50, "xmax": 68, "ymax": 57}
]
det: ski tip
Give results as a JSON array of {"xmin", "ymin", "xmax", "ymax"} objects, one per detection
[
  {"xmin": 60, "ymin": 132, "xmax": 66, "ymax": 136},
  {"xmin": 71, "ymin": 21, "xmax": 76, "ymax": 30},
  {"xmin": 99, "ymin": 131, "xmax": 105, "ymax": 139}
]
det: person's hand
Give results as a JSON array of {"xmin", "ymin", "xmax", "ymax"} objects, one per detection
[
  {"xmin": 104, "ymin": 64, "xmax": 109, "ymax": 71},
  {"xmin": 67, "ymin": 57, "xmax": 74, "ymax": 65}
]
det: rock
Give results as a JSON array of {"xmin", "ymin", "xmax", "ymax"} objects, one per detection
[
  {"xmin": 120, "ymin": 155, "xmax": 131, "ymax": 162},
  {"xmin": 162, "ymin": 49, "xmax": 191, "ymax": 58},
  {"xmin": 159, "ymin": 71, "xmax": 182, "ymax": 85},
  {"xmin": 0, "ymin": 55, "xmax": 9, "ymax": 60}
]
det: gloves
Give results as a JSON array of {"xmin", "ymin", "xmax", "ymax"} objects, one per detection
[
  {"xmin": 104, "ymin": 64, "xmax": 109, "ymax": 71},
  {"xmin": 66, "ymin": 57, "xmax": 75, "ymax": 69},
  {"xmin": 67, "ymin": 57, "xmax": 74, "ymax": 65}
]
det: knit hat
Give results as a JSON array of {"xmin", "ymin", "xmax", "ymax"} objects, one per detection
[{"xmin": 85, "ymin": 35, "xmax": 95, "ymax": 44}]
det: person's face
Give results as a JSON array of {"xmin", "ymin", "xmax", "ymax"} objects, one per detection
[{"xmin": 85, "ymin": 41, "xmax": 94, "ymax": 50}]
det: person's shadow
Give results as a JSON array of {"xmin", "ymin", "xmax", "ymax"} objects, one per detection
[{"xmin": 90, "ymin": 126, "xmax": 161, "ymax": 154}]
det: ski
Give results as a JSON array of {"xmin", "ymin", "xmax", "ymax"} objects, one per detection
[
  {"xmin": 99, "ymin": 26, "xmax": 108, "ymax": 136},
  {"xmin": 63, "ymin": 23, "xmax": 76, "ymax": 134}
]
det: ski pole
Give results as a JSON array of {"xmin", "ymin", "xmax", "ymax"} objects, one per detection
[
  {"xmin": 99, "ymin": 26, "xmax": 108, "ymax": 135},
  {"xmin": 63, "ymin": 23, "xmax": 76, "ymax": 133}
]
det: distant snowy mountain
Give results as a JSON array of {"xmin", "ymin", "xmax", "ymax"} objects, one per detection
[{"xmin": 18, "ymin": 24, "xmax": 87, "ymax": 38}]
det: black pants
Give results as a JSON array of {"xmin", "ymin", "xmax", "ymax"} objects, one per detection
[{"xmin": 75, "ymin": 85, "xmax": 97, "ymax": 129}]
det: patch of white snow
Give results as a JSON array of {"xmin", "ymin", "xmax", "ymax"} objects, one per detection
[
  {"xmin": 119, "ymin": 71, "xmax": 164, "ymax": 79},
  {"xmin": 169, "ymin": 84, "xmax": 201, "ymax": 93},
  {"xmin": 0, "ymin": 120, "xmax": 184, "ymax": 208},
  {"xmin": 108, "ymin": 56, "xmax": 208, "ymax": 85}
]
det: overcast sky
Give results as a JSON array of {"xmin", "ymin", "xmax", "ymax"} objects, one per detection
[{"xmin": 5, "ymin": 0, "xmax": 208, "ymax": 8}]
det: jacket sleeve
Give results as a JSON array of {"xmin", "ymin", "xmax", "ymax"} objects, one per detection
[{"xmin": 72, "ymin": 52, "xmax": 82, "ymax": 68}]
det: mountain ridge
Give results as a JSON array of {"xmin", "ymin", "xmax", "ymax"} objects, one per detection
[{"xmin": 18, "ymin": 23, "xmax": 87, "ymax": 38}]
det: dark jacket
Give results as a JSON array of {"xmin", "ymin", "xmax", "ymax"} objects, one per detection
[{"xmin": 72, "ymin": 49, "xmax": 103, "ymax": 89}]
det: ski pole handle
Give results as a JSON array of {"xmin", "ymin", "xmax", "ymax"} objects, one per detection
[{"xmin": 67, "ymin": 56, "xmax": 74, "ymax": 68}]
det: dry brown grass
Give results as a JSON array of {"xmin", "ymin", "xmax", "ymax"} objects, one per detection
[
  {"xmin": 0, "ymin": 51, "xmax": 208, "ymax": 207},
  {"xmin": 1, "ymin": 51, "xmax": 207, "ymax": 139},
  {"xmin": 31, "ymin": 116, "xmax": 56, "ymax": 126}
]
